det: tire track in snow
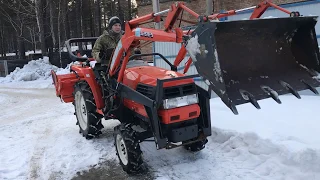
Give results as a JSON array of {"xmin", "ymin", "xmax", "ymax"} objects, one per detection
[{"xmin": 28, "ymin": 121, "xmax": 52, "ymax": 179}]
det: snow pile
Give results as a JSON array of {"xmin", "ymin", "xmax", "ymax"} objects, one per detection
[
  {"xmin": 211, "ymin": 94, "xmax": 320, "ymax": 151},
  {"xmin": 0, "ymin": 57, "xmax": 78, "ymax": 84},
  {"xmin": 142, "ymin": 127, "xmax": 320, "ymax": 180},
  {"xmin": 0, "ymin": 57, "xmax": 54, "ymax": 82}
]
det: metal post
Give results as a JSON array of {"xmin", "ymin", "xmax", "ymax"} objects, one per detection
[
  {"xmin": 206, "ymin": 0, "xmax": 213, "ymax": 15},
  {"xmin": 4, "ymin": 60, "xmax": 8, "ymax": 76},
  {"xmin": 152, "ymin": 0, "xmax": 160, "ymax": 29}
]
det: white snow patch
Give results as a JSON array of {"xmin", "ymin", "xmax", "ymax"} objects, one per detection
[
  {"xmin": 0, "ymin": 57, "xmax": 79, "ymax": 88},
  {"xmin": 263, "ymin": 16, "xmax": 278, "ymax": 19},
  {"xmin": 142, "ymin": 127, "xmax": 320, "ymax": 180},
  {"xmin": 186, "ymin": 35, "xmax": 201, "ymax": 62},
  {"xmin": 315, "ymin": 72, "xmax": 320, "ymax": 80},
  {"xmin": 0, "ymin": 57, "xmax": 56, "ymax": 83},
  {"xmin": 213, "ymin": 49, "xmax": 223, "ymax": 82},
  {"xmin": 0, "ymin": 88, "xmax": 121, "ymax": 179},
  {"xmin": 211, "ymin": 94, "xmax": 320, "ymax": 151}
]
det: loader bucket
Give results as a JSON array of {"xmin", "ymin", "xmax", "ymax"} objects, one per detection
[{"xmin": 186, "ymin": 16, "xmax": 320, "ymax": 114}]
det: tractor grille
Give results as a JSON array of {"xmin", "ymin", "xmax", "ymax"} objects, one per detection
[
  {"xmin": 136, "ymin": 84, "xmax": 154, "ymax": 99},
  {"xmin": 136, "ymin": 83, "xmax": 197, "ymax": 99},
  {"xmin": 163, "ymin": 83, "xmax": 196, "ymax": 99}
]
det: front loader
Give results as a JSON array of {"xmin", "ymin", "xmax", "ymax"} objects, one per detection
[{"xmin": 51, "ymin": 0, "xmax": 320, "ymax": 174}]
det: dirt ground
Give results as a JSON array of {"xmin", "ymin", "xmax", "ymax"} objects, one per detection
[{"xmin": 72, "ymin": 160, "xmax": 156, "ymax": 180}]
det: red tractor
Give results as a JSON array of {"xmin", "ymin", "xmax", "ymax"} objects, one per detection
[{"xmin": 51, "ymin": 0, "xmax": 320, "ymax": 174}]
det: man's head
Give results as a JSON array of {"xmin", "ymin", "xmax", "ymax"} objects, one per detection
[{"xmin": 108, "ymin": 16, "xmax": 122, "ymax": 33}]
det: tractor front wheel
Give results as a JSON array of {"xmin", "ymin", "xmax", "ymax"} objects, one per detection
[
  {"xmin": 73, "ymin": 81, "xmax": 103, "ymax": 139},
  {"xmin": 114, "ymin": 124, "xmax": 143, "ymax": 174}
]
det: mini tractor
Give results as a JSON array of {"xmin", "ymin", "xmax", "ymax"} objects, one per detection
[{"xmin": 51, "ymin": 0, "xmax": 320, "ymax": 174}]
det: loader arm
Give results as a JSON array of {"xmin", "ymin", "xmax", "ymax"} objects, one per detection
[{"xmin": 109, "ymin": 0, "xmax": 320, "ymax": 115}]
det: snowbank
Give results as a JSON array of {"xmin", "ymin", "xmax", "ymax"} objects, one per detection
[
  {"xmin": 0, "ymin": 57, "xmax": 55, "ymax": 82},
  {"xmin": 0, "ymin": 57, "xmax": 78, "ymax": 88},
  {"xmin": 143, "ymin": 127, "xmax": 320, "ymax": 180},
  {"xmin": 211, "ymin": 94, "xmax": 320, "ymax": 152}
]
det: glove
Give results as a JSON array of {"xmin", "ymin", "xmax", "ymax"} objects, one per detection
[
  {"xmin": 89, "ymin": 60, "xmax": 97, "ymax": 68},
  {"xmin": 93, "ymin": 62, "xmax": 102, "ymax": 70}
]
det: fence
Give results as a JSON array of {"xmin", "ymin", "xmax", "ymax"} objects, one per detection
[{"xmin": 0, "ymin": 60, "xmax": 30, "ymax": 77}]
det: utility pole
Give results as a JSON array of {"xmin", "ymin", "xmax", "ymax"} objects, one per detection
[
  {"xmin": 152, "ymin": 0, "xmax": 160, "ymax": 29},
  {"xmin": 206, "ymin": 0, "xmax": 213, "ymax": 15}
]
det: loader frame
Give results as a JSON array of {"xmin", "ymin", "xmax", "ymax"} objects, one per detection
[{"xmin": 109, "ymin": 0, "xmax": 301, "ymax": 83}]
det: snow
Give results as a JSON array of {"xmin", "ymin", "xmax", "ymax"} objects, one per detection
[
  {"xmin": 1, "ymin": 56, "xmax": 320, "ymax": 179},
  {"xmin": 0, "ymin": 45, "xmax": 92, "ymax": 58},
  {"xmin": 0, "ymin": 88, "xmax": 120, "ymax": 180},
  {"xmin": 0, "ymin": 57, "xmax": 80, "ymax": 88},
  {"xmin": 263, "ymin": 16, "xmax": 278, "ymax": 19},
  {"xmin": 0, "ymin": 57, "xmax": 55, "ymax": 83},
  {"xmin": 0, "ymin": 50, "xmax": 42, "ymax": 57},
  {"xmin": 186, "ymin": 35, "xmax": 201, "ymax": 62}
]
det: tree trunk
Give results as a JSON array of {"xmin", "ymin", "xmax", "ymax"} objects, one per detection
[
  {"xmin": 117, "ymin": 0, "xmax": 124, "ymax": 28},
  {"xmin": 128, "ymin": 0, "xmax": 132, "ymax": 20},
  {"xmin": 90, "ymin": 0, "xmax": 95, "ymax": 37},
  {"xmin": 17, "ymin": 35, "xmax": 26, "ymax": 59},
  {"xmin": 103, "ymin": 1, "xmax": 107, "ymax": 29},
  {"xmin": 49, "ymin": 0, "xmax": 56, "ymax": 49},
  {"xmin": 58, "ymin": 0, "xmax": 62, "ymax": 67},
  {"xmin": 96, "ymin": 0, "xmax": 101, "ymax": 35},
  {"xmin": 0, "ymin": 20, "xmax": 5, "ymax": 57},
  {"xmin": 80, "ymin": 0, "xmax": 84, "ymax": 38},
  {"xmin": 61, "ymin": 0, "xmax": 68, "ymax": 42},
  {"xmin": 65, "ymin": 11, "xmax": 71, "ymax": 39},
  {"xmin": 35, "ymin": 0, "xmax": 47, "ymax": 55},
  {"xmin": 75, "ymin": 0, "xmax": 82, "ymax": 38}
]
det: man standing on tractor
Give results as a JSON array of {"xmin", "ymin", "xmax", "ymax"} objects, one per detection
[{"xmin": 92, "ymin": 16, "xmax": 123, "ymax": 65}]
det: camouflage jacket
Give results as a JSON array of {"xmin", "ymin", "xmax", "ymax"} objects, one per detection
[{"xmin": 92, "ymin": 30, "xmax": 122, "ymax": 64}]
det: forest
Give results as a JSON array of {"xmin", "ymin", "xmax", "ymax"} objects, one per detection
[{"xmin": 0, "ymin": 0, "xmax": 138, "ymax": 59}]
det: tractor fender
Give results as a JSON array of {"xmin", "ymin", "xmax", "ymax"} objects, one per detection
[{"xmin": 71, "ymin": 66, "xmax": 105, "ymax": 109}]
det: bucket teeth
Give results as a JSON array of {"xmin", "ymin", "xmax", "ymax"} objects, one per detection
[
  {"xmin": 261, "ymin": 85, "xmax": 281, "ymax": 104},
  {"xmin": 279, "ymin": 80, "xmax": 301, "ymax": 99},
  {"xmin": 228, "ymin": 99, "xmax": 238, "ymax": 115},
  {"xmin": 239, "ymin": 89, "xmax": 261, "ymax": 109},
  {"xmin": 301, "ymin": 80, "xmax": 319, "ymax": 95}
]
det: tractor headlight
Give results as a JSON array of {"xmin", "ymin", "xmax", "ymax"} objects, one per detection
[{"xmin": 163, "ymin": 94, "xmax": 198, "ymax": 109}]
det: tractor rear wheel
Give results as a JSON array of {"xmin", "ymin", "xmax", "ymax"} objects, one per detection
[
  {"xmin": 114, "ymin": 124, "xmax": 143, "ymax": 174},
  {"xmin": 73, "ymin": 81, "xmax": 103, "ymax": 139}
]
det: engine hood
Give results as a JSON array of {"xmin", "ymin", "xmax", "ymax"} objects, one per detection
[{"xmin": 124, "ymin": 66, "xmax": 194, "ymax": 88}]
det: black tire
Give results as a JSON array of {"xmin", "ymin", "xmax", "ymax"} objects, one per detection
[
  {"xmin": 184, "ymin": 138, "xmax": 208, "ymax": 152},
  {"xmin": 73, "ymin": 81, "xmax": 104, "ymax": 139},
  {"xmin": 114, "ymin": 124, "xmax": 143, "ymax": 174}
]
